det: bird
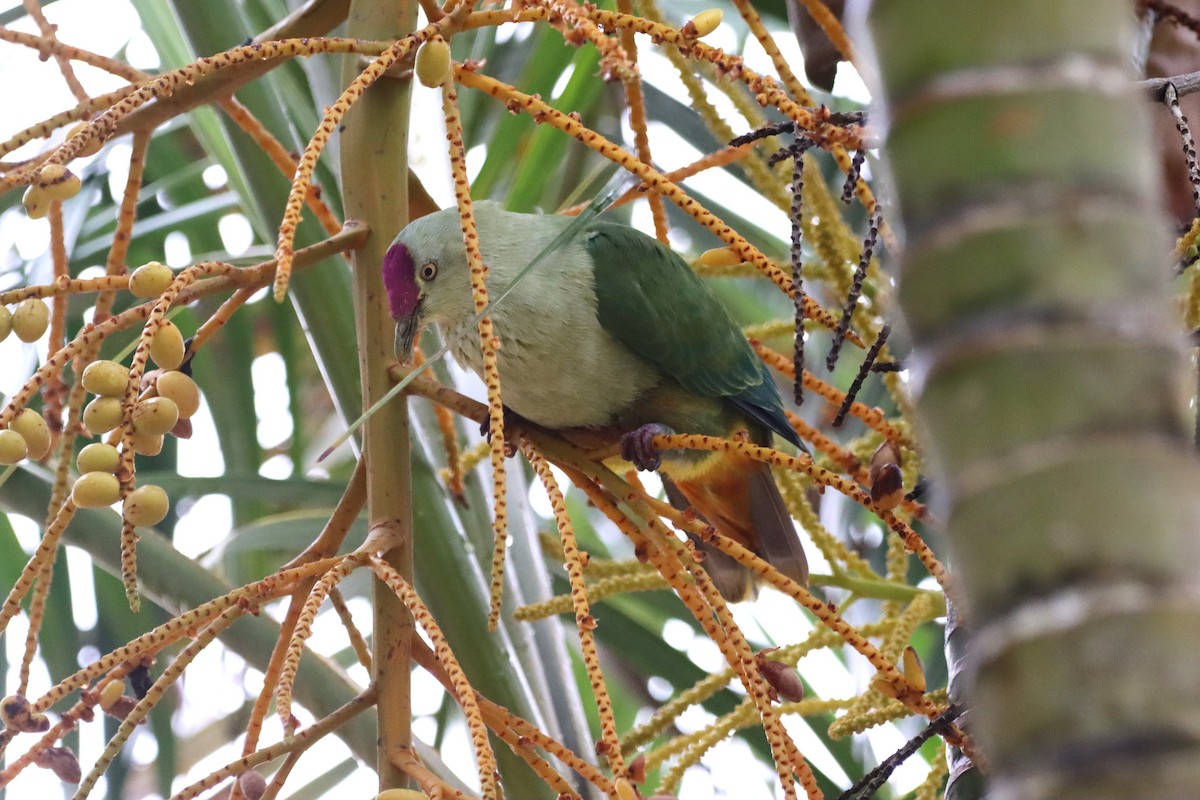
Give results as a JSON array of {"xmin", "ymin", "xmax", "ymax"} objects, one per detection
[{"xmin": 383, "ymin": 202, "xmax": 808, "ymax": 600}]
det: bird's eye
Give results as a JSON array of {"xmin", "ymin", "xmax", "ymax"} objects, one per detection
[{"xmin": 420, "ymin": 262, "xmax": 438, "ymax": 281}]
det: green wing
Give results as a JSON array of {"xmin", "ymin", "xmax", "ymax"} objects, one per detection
[{"xmin": 585, "ymin": 221, "xmax": 801, "ymax": 447}]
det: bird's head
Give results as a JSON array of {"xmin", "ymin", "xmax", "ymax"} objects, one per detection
[{"xmin": 383, "ymin": 206, "xmax": 476, "ymax": 362}]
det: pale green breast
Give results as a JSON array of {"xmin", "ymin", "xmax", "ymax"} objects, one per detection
[{"xmin": 441, "ymin": 213, "xmax": 660, "ymax": 429}]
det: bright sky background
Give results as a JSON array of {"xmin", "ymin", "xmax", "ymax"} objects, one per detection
[{"xmin": 0, "ymin": 2, "xmax": 929, "ymax": 799}]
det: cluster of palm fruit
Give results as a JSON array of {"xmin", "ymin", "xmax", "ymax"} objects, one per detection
[
  {"xmin": 1, "ymin": 259, "xmax": 200, "ymax": 530},
  {"xmin": 0, "ymin": 297, "xmax": 50, "ymax": 346}
]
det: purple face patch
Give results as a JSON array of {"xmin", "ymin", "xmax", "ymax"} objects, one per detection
[{"xmin": 382, "ymin": 242, "xmax": 420, "ymax": 320}]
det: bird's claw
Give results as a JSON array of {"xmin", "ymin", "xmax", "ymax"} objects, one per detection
[
  {"xmin": 479, "ymin": 407, "xmax": 522, "ymax": 458},
  {"xmin": 620, "ymin": 423, "xmax": 673, "ymax": 471}
]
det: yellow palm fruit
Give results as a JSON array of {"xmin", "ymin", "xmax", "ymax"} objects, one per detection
[
  {"xmin": 11, "ymin": 409, "xmax": 51, "ymax": 459},
  {"xmin": 97, "ymin": 679, "xmax": 124, "ymax": 712},
  {"xmin": 148, "ymin": 321, "xmax": 185, "ymax": 370},
  {"xmin": 123, "ymin": 484, "xmax": 169, "ymax": 527},
  {"xmin": 83, "ymin": 397, "xmax": 124, "ymax": 435},
  {"xmin": 82, "ymin": 360, "xmax": 130, "ymax": 397},
  {"xmin": 128, "ymin": 261, "xmax": 174, "ymax": 298},
  {"xmin": 131, "ymin": 397, "xmax": 179, "ymax": 437},
  {"xmin": 36, "ymin": 164, "xmax": 82, "ymax": 201},
  {"xmin": 416, "ymin": 36, "xmax": 452, "ymax": 88},
  {"xmin": 155, "ymin": 371, "xmax": 200, "ymax": 418},
  {"xmin": 22, "ymin": 185, "xmax": 50, "ymax": 219},
  {"xmin": 72, "ymin": 472, "xmax": 121, "ymax": 508},
  {"xmin": 12, "ymin": 298, "xmax": 49, "ymax": 342},
  {"xmin": 131, "ymin": 430, "xmax": 164, "ymax": 457},
  {"xmin": 698, "ymin": 246, "xmax": 742, "ymax": 267},
  {"xmin": 682, "ymin": 9, "xmax": 722, "ymax": 38},
  {"xmin": 0, "ymin": 430, "xmax": 28, "ymax": 464},
  {"xmin": 77, "ymin": 443, "xmax": 121, "ymax": 474}
]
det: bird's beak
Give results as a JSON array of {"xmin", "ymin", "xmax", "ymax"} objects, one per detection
[
  {"xmin": 383, "ymin": 240, "xmax": 423, "ymax": 362},
  {"xmin": 394, "ymin": 310, "xmax": 420, "ymax": 364}
]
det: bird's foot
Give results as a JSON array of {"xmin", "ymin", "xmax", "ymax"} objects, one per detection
[
  {"xmin": 479, "ymin": 406, "xmax": 524, "ymax": 457},
  {"xmin": 620, "ymin": 423, "xmax": 674, "ymax": 471}
]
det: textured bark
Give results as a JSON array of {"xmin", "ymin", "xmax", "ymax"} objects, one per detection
[{"xmin": 859, "ymin": 1, "xmax": 1200, "ymax": 797}]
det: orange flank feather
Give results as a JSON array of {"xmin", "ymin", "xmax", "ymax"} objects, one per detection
[
  {"xmin": 662, "ymin": 448, "xmax": 809, "ymax": 601},
  {"xmin": 671, "ymin": 453, "xmax": 761, "ymax": 553}
]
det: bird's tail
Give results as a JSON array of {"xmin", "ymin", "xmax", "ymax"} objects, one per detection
[{"xmin": 665, "ymin": 456, "xmax": 809, "ymax": 601}]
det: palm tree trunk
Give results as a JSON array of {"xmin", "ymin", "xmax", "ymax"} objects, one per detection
[
  {"xmin": 340, "ymin": 0, "xmax": 418, "ymax": 789},
  {"xmin": 860, "ymin": 1, "xmax": 1200, "ymax": 796}
]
